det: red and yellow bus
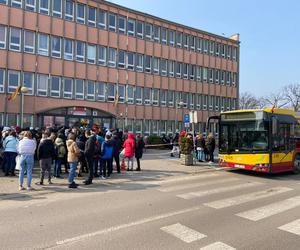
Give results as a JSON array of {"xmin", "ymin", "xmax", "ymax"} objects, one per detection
[{"xmin": 209, "ymin": 108, "xmax": 300, "ymax": 174}]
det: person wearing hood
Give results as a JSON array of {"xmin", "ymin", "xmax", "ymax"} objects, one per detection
[
  {"xmin": 111, "ymin": 131, "xmax": 122, "ymax": 174},
  {"xmin": 83, "ymin": 130, "xmax": 96, "ymax": 185},
  {"xmin": 123, "ymin": 133, "xmax": 135, "ymax": 171},
  {"xmin": 101, "ymin": 134, "xmax": 114, "ymax": 178},
  {"xmin": 37, "ymin": 130, "xmax": 56, "ymax": 185},
  {"xmin": 66, "ymin": 132, "xmax": 80, "ymax": 188},
  {"xmin": 54, "ymin": 134, "xmax": 66, "ymax": 178},
  {"xmin": 3, "ymin": 131, "xmax": 18, "ymax": 176},
  {"xmin": 135, "ymin": 134, "xmax": 145, "ymax": 171}
]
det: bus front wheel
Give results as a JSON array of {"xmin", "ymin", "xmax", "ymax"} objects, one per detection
[{"xmin": 293, "ymin": 154, "xmax": 300, "ymax": 174}]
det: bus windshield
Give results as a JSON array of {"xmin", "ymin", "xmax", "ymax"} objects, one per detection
[{"xmin": 220, "ymin": 120, "xmax": 269, "ymax": 153}]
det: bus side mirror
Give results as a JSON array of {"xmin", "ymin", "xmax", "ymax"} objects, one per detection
[{"xmin": 272, "ymin": 117, "xmax": 278, "ymax": 135}]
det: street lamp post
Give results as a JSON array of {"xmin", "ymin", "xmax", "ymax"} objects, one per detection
[
  {"xmin": 20, "ymin": 86, "xmax": 28, "ymax": 128},
  {"xmin": 175, "ymin": 99, "xmax": 184, "ymax": 132}
]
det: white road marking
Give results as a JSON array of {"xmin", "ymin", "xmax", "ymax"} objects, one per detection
[
  {"xmin": 200, "ymin": 241, "xmax": 236, "ymax": 250},
  {"xmin": 237, "ymin": 195, "xmax": 300, "ymax": 221},
  {"xmin": 158, "ymin": 177, "xmax": 239, "ymax": 192},
  {"xmin": 45, "ymin": 205, "xmax": 206, "ymax": 249},
  {"xmin": 204, "ymin": 187, "xmax": 292, "ymax": 209},
  {"xmin": 177, "ymin": 182, "xmax": 263, "ymax": 200},
  {"xmin": 160, "ymin": 223, "xmax": 206, "ymax": 243},
  {"xmin": 278, "ymin": 219, "xmax": 300, "ymax": 236}
]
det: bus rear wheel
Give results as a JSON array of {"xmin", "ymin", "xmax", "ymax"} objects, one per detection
[{"xmin": 293, "ymin": 154, "xmax": 300, "ymax": 174}]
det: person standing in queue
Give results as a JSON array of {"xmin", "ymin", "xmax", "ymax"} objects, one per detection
[
  {"xmin": 111, "ymin": 131, "xmax": 122, "ymax": 173},
  {"xmin": 123, "ymin": 133, "xmax": 135, "ymax": 171},
  {"xmin": 135, "ymin": 134, "xmax": 145, "ymax": 171},
  {"xmin": 206, "ymin": 133, "xmax": 216, "ymax": 163},
  {"xmin": 66, "ymin": 132, "xmax": 80, "ymax": 188},
  {"xmin": 83, "ymin": 130, "xmax": 96, "ymax": 185}
]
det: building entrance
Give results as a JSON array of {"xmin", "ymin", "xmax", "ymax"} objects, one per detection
[{"xmin": 38, "ymin": 107, "xmax": 115, "ymax": 129}]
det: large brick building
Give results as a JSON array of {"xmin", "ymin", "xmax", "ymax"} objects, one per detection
[{"xmin": 0, "ymin": 0, "xmax": 239, "ymax": 135}]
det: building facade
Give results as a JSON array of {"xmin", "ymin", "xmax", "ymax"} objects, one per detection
[{"xmin": 0, "ymin": 0, "xmax": 239, "ymax": 135}]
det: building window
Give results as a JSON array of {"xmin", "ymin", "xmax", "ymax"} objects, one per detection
[
  {"xmin": 161, "ymin": 59, "xmax": 167, "ymax": 76},
  {"xmin": 144, "ymin": 88, "xmax": 151, "ymax": 105},
  {"xmin": 98, "ymin": 10, "xmax": 106, "ymax": 29},
  {"xmin": 190, "ymin": 65, "xmax": 195, "ymax": 80},
  {"xmin": 24, "ymin": 30, "xmax": 35, "ymax": 53},
  {"xmin": 168, "ymin": 60, "xmax": 174, "ymax": 77},
  {"xmin": 108, "ymin": 48, "xmax": 116, "ymax": 67},
  {"xmin": 126, "ymin": 52, "xmax": 134, "ymax": 70},
  {"xmin": 232, "ymin": 47, "xmax": 237, "ymax": 61},
  {"xmin": 97, "ymin": 82, "xmax": 105, "ymax": 101},
  {"xmin": 196, "ymin": 66, "xmax": 202, "ymax": 81},
  {"xmin": 23, "ymin": 72, "xmax": 34, "ymax": 95},
  {"xmin": 75, "ymin": 79, "xmax": 84, "ymax": 100},
  {"xmin": 183, "ymin": 34, "xmax": 189, "ymax": 49},
  {"xmin": 51, "ymin": 36, "xmax": 61, "ymax": 58},
  {"xmin": 63, "ymin": 78, "xmax": 73, "ymax": 99},
  {"xmin": 182, "ymin": 92, "xmax": 188, "ymax": 108},
  {"xmin": 11, "ymin": 0, "xmax": 22, "ymax": 8},
  {"xmin": 215, "ymin": 70, "xmax": 220, "ymax": 84},
  {"xmin": 152, "ymin": 120, "xmax": 158, "ymax": 134},
  {"xmin": 118, "ymin": 50, "xmax": 125, "ymax": 69},
  {"xmin": 215, "ymin": 96, "xmax": 220, "ymax": 111},
  {"xmin": 144, "ymin": 120, "xmax": 150, "ymax": 135},
  {"xmin": 189, "ymin": 93, "xmax": 195, "ymax": 109},
  {"xmin": 226, "ymin": 71, "xmax": 231, "ymax": 85},
  {"xmin": 38, "ymin": 33, "xmax": 49, "ymax": 56},
  {"xmin": 87, "ymin": 44, "xmax": 96, "ymax": 64},
  {"xmin": 50, "ymin": 76, "xmax": 60, "ymax": 98},
  {"xmin": 208, "ymin": 69, "xmax": 214, "ymax": 83},
  {"xmin": 135, "ymin": 87, "xmax": 142, "ymax": 105},
  {"xmin": 136, "ymin": 21, "xmax": 143, "ymax": 39},
  {"xmin": 161, "ymin": 28, "xmax": 167, "ymax": 45},
  {"xmin": 215, "ymin": 43, "xmax": 220, "ymax": 56},
  {"xmin": 9, "ymin": 28, "xmax": 21, "ymax": 51},
  {"xmin": 208, "ymin": 96, "xmax": 214, "ymax": 111},
  {"xmin": 107, "ymin": 83, "xmax": 115, "ymax": 102},
  {"xmin": 153, "ymin": 25, "xmax": 160, "ymax": 42},
  {"xmin": 190, "ymin": 36, "xmax": 195, "ymax": 50},
  {"xmin": 227, "ymin": 46, "xmax": 232, "ymax": 59},
  {"xmin": 64, "ymin": 39, "xmax": 73, "ymax": 60},
  {"xmin": 127, "ymin": 19, "xmax": 135, "ymax": 36},
  {"xmin": 221, "ymin": 44, "xmax": 225, "ymax": 58},
  {"xmin": 203, "ymin": 95, "xmax": 207, "ymax": 110},
  {"xmin": 88, "ymin": 6, "xmax": 96, "ymax": 27},
  {"xmin": 202, "ymin": 67, "xmax": 208, "ymax": 82},
  {"xmin": 76, "ymin": 3, "xmax": 85, "ymax": 24},
  {"xmin": 203, "ymin": 40, "xmax": 208, "ymax": 53},
  {"xmin": 134, "ymin": 120, "xmax": 142, "ymax": 134},
  {"xmin": 0, "ymin": 26, "xmax": 6, "ymax": 49},
  {"xmin": 65, "ymin": 0, "xmax": 74, "ymax": 21},
  {"xmin": 127, "ymin": 85, "xmax": 134, "ymax": 104},
  {"xmin": 0, "ymin": 0, "xmax": 7, "ymax": 4},
  {"xmin": 8, "ymin": 70, "xmax": 19, "ymax": 93},
  {"xmin": 86, "ymin": 80, "xmax": 95, "ymax": 100},
  {"xmin": 145, "ymin": 23, "xmax": 153, "ymax": 40},
  {"xmin": 37, "ymin": 74, "xmax": 48, "ymax": 96},
  {"xmin": 168, "ymin": 90, "xmax": 174, "ymax": 107},
  {"xmin": 98, "ymin": 46, "xmax": 106, "ymax": 66},
  {"xmin": 221, "ymin": 70, "xmax": 225, "ymax": 84},
  {"xmin": 118, "ymin": 16, "xmax": 126, "ymax": 34},
  {"xmin": 183, "ymin": 63, "xmax": 188, "ymax": 79},
  {"xmin": 152, "ymin": 89, "xmax": 159, "ymax": 106},
  {"xmin": 160, "ymin": 90, "xmax": 167, "ymax": 107},
  {"xmin": 169, "ymin": 30, "xmax": 175, "ymax": 46},
  {"xmin": 136, "ymin": 54, "xmax": 143, "ymax": 72},
  {"xmin": 76, "ymin": 41, "xmax": 85, "ymax": 62},
  {"xmin": 39, "ymin": 0, "xmax": 49, "ymax": 15},
  {"xmin": 25, "ymin": 0, "xmax": 35, "ymax": 12},
  {"xmin": 145, "ymin": 55, "xmax": 151, "ymax": 73},
  {"xmin": 108, "ymin": 13, "xmax": 116, "ymax": 32},
  {"xmin": 118, "ymin": 85, "xmax": 125, "ymax": 103},
  {"xmin": 196, "ymin": 95, "xmax": 201, "ymax": 110},
  {"xmin": 0, "ymin": 68, "xmax": 4, "ymax": 93},
  {"xmin": 52, "ymin": 0, "xmax": 62, "ymax": 18},
  {"xmin": 209, "ymin": 41, "xmax": 215, "ymax": 55},
  {"xmin": 232, "ymin": 72, "xmax": 237, "ymax": 86},
  {"xmin": 176, "ymin": 31, "xmax": 182, "ymax": 48},
  {"xmin": 196, "ymin": 38, "xmax": 202, "ymax": 53},
  {"xmin": 153, "ymin": 57, "xmax": 159, "ymax": 75},
  {"xmin": 176, "ymin": 62, "xmax": 182, "ymax": 78}
]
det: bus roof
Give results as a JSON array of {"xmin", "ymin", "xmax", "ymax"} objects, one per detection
[{"xmin": 222, "ymin": 108, "xmax": 300, "ymax": 119}]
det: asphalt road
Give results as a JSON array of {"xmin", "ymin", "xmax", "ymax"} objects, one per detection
[{"xmin": 2, "ymin": 166, "xmax": 300, "ymax": 250}]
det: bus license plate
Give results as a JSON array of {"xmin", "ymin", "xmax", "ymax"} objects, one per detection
[{"xmin": 234, "ymin": 164, "xmax": 245, "ymax": 169}]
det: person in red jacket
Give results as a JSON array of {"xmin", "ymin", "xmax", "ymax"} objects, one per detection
[{"xmin": 123, "ymin": 133, "xmax": 135, "ymax": 171}]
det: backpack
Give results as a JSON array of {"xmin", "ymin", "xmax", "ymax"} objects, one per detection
[
  {"xmin": 56, "ymin": 144, "xmax": 66, "ymax": 158},
  {"xmin": 94, "ymin": 140, "xmax": 101, "ymax": 156},
  {"xmin": 102, "ymin": 142, "xmax": 113, "ymax": 160}
]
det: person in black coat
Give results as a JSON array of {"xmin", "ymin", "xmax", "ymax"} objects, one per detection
[
  {"xmin": 206, "ymin": 133, "xmax": 216, "ymax": 163},
  {"xmin": 83, "ymin": 130, "xmax": 96, "ymax": 185},
  {"xmin": 135, "ymin": 134, "xmax": 145, "ymax": 171},
  {"xmin": 111, "ymin": 131, "xmax": 122, "ymax": 173}
]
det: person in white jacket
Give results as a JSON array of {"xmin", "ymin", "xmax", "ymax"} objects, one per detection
[{"xmin": 17, "ymin": 131, "xmax": 37, "ymax": 191}]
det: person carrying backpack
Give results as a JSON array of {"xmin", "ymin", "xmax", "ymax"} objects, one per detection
[
  {"xmin": 101, "ymin": 134, "xmax": 114, "ymax": 179},
  {"xmin": 54, "ymin": 134, "xmax": 66, "ymax": 178}
]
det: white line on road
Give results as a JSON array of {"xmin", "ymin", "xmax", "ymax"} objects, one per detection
[
  {"xmin": 160, "ymin": 223, "xmax": 206, "ymax": 243},
  {"xmin": 158, "ymin": 178, "xmax": 239, "ymax": 192},
  {"xmin": 236, "ymin": 195, "xmax": 300, "ymax": 221},
  {"xmin": 204, "ymin": 187, "xmax": 293, "ymax": 209},
  {"xmin": 45, "ymin": 205, "xmax": 205, "ymax": 249},
  {"xmin": 278, "ymin": 219, "xmax": 300, "ymax": 236},
  {"xmin": 177, "ymin": 182, "xmax": 263, "ymax": 200},
  {"xmin": 200, "ymin": 241, "xmax": 236, "ymax": 250}
]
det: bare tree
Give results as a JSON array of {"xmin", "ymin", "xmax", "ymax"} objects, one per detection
[
  {"xmin": 262, "ymin": 92, "xmax": 288, "ymax": 108},
  {"xmin": 282, "ymin": 84, "xmax": 300, "ymax": 111},
  {"xmin": 239, "ymin": 92, "xmax": 261, "ymax": 109}
]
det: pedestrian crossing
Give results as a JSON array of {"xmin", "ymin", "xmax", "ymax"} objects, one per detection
[{"xmin": 156, "ymin": 172, "xmax": 300, "ymax": 247}]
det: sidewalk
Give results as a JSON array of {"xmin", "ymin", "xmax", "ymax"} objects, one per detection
[{"xmin": 0, "ymin": 149, "xmax": 220, "ymax": 198}]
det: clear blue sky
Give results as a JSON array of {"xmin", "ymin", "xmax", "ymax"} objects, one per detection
[{"xmin": 108, "ymin": 0, "xmax": 300, "ymax": 97}]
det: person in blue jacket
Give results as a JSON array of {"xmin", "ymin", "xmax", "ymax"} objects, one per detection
[
  {"xmin": 3, "ymin": 131, "xmax": 18, "ymax": 176},
  {"xmin": 101, "ymin": 134, "xmax": 114, "ymax": 179}
]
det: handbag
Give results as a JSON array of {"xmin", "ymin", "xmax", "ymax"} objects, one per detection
[
  {"xmin": 196, "ymin": 147, "xmax": 203, "ymax": 151},
  {"xmin": 119, "ymin": 148, "xmax": 125, "ymax": 158},
  {"xmin": 15, "ymin": 155, "xmax": 21, "ymax": 171}
]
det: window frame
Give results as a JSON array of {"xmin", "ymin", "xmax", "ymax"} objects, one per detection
[
  {"xmin": 126, "ymin": 52, "xmax": 134, "ymax": 70},
  {"xmin": 75, "ymin": 79, "xmax": 84, "ymax": 100},
  {"xmin": 152, "ymin": 57, "xmax": 159, "ymax": 75},
  {"xmin": 88, "ymin": 6, "xmax": 96, "ymax": 27},
  {"xmin": 97, "ymin": 82, "xmax": 106, "ymax": 101},
  {"xmin": 76, "ymin": 41, "xmax": 85, "ymax": 62},
  {"xmin": 25, "ymin": 0, "xmax": 36, "ymax": 12},
  {"xmin": 145, "ymin": 55, "xmax": 151, "ymax": 73},
  {"xmin": 65, "ymin": 0, "xmax": 74, "ymax": 21},
  {"xmin": 51, "ymin": 36, "xmax": 61, "ymax": 58},
  {"xmin": 126, "ymin": 85, "xmax": 134, "ymax": 104},
  {"xmin": 161, "ymin": 59, "xmax": 167, "ymax": 76},
  {"xmin": 63, "ymin": 78, "xmax": 73, "ymax": 99},
  {"xmin": 135, "ymin": 86, "xmax": 143, "ymax": 105},
  {"xmin": 98, "ymin": 46, "xmax": 106, "ymax": 66},
  {"xmin": 87, "ymin": 44, "xmax": 96, "ymax": 64},
  {"xmin": 0, "ymin": 25, "xmax": 6, "ymax": 49},
  {"xmin": 23, "ymin": 72, "xmax": 34, "ymax": 95},
  {"xmin": 9, "ymin": 27, "xmax": 21, "ymax": 52},
  {"xmin": 8, "ymin": 70, "xmax": 20, "ymax": 94},
  {"xmin": 76, "ymin": 3, "xmax": 86, "ymax": 24},
  {"xmin": 64, "ymin": 39, "xmax": 73, "ymax": 61},
  {"xmin": 136, "ymin": 21, "xmax": 144, "ymax": 39},
  {"xmin": 39, "ymin": 0, "xmax": 49, "ymax": 15},
  {"xmin": 127, "ymin": 19, "xmax": 135, "ymax": 37},
  {"xmin": 86, "ymin": 80, "xmax": 95, "ymax": 100},
  {"xmin": 118, "ymin": 15, "xmax": 126, "ymax": 34},
  {"xmin": 24, "ymin": 30, "xmax": 35, "ymax": 54},
  {"xmin": 108, "ymin": 13, "xmax": 116, "ymax": 32},
  {"xmin": 37, "ymin": 74, "xmax": 48, "ymax": 96},
  {"xmin": 52, "ymin": 0, "xmax": 62, "ymax": 18},
  {"xmin": 50, "ymin": 76, "xmax": 61, "ymax": 98},
  {"xmin": 98, "ymin": 10, "xmax": 107, "ymax": 30},
  {"xmin": 118, "ymin": 50, "xmax": 125, "ymax": 69},
  {"xmin": 107, "ymin": 83, "xmax": 115, "ymax": 102},
  {"xmin": 136, "ymin": 54, "xmax": 143, "ymax": 72},
  {"xmin": 0, "ymin": 68, "xmax": 5, "ymax": 93},
  {"xmin": 38, "ymin": 33, "xmax": 49, "ymax": 56},
  {"xmin": 145, "ymin": 23, "xmax": 153, "ymax": 40}
]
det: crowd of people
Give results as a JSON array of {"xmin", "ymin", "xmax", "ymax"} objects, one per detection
[{"xmin": 0, "ymin": 125, "xmax": 145, "ymax": 191}]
